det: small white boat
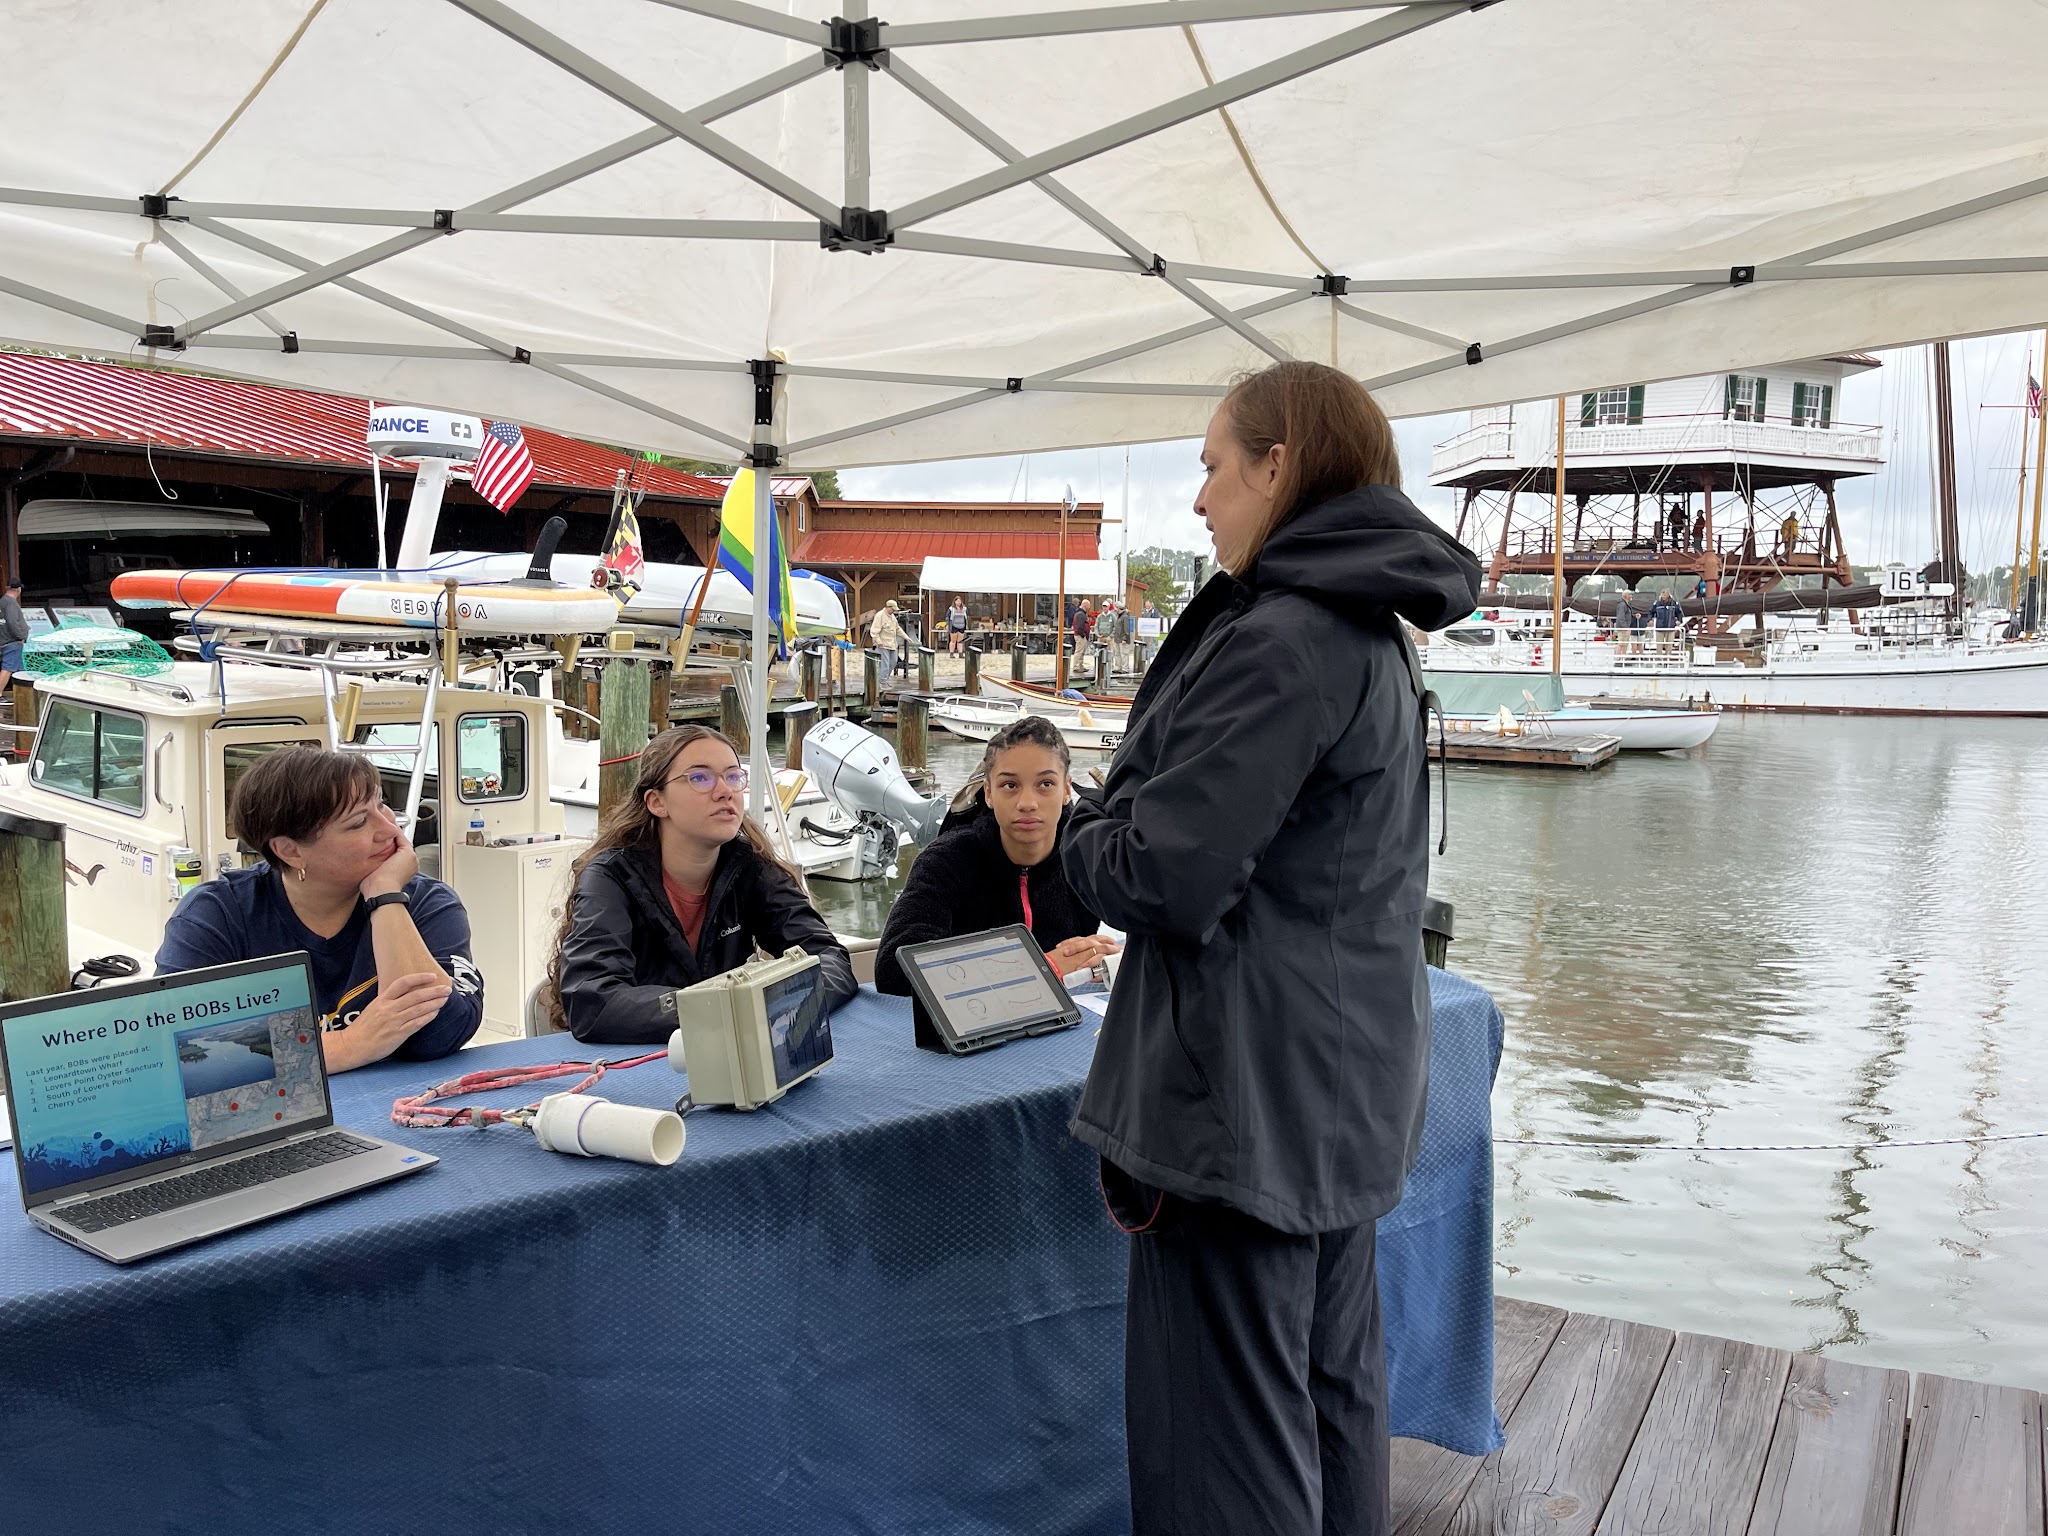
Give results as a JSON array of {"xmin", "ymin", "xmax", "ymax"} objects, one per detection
[
  {"xmin": 1435, "ymin": 702, "xmax": 1718, "ymax": 751},
  {"xmin": 930, "ymin": 693, "xmax": 1128, "ymax": 752}
]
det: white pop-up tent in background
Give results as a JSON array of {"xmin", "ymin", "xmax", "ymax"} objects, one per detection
[{"xmin": 6, "ymin": 0, "xmax": 2048, "ymax": 777}]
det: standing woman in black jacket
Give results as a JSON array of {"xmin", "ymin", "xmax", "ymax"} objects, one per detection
[
  {"xmin": 1062, "ymin": 361, "xmax": 1482, "ymax": 1536},
  {"xmin": 544, "ymin": 725, "xmax": 857, "ymax": 1043}
]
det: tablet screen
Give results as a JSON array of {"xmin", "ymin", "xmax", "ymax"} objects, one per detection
[{"xmin": 906, "ymin": 930, "xmax": 1069, "ymax": 1039}]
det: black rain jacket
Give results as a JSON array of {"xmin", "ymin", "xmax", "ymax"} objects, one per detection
[
  {"xmin": 874, "ymin": 801, "xmax": 1100, "ymax": 995},
  {"xmin": 556, "ymin": 839, "xmax": 858, "ymax": 1044},
  {"xmin": 1062, "ymin": 483, "xmax": 1482, "ymax": 1234}
]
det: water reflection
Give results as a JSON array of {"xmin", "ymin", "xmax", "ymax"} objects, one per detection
[{"xmin": 794, "ymin": 710, "xmax": 2048, "ymax": 1387}]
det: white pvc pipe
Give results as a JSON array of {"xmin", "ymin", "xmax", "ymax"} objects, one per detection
[{"xmin": 530, "ymin": 1092, "xmax": 685, "ymax": 1166}]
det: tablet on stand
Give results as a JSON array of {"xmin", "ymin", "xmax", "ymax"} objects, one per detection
[{"xmin": 896, "ymin": 925, "xmax": 1082, "ymax": 1055}]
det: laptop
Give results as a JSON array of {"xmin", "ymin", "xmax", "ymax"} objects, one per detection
[{"xmin": 0, "ymin": 952, "xmax": 436, "ymax": 1264}]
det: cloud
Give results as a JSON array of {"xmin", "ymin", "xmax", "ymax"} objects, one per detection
[{"xmin": 837, "ymin": 331, "xmax": 2044, "ymax": 573}]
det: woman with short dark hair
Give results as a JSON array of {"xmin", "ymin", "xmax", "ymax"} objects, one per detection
[
  {"xmin": 1062, "ymin": 360, "xmax": 1482, "ymax": 1536},
  {"xmin": 155, "ymin": 746, "xmax": 483, "ymax": 1072},
  {"xmin": 874, "ymin": 715, "xmax": 1117, "ymax": 994},
  {"xmin": 544, "ymin": 725, "xmax": 857, "ymax": 1042}
]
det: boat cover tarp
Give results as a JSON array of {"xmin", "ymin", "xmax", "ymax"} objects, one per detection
[
  {"xmin": 920, "ymin": 556, "xmax": 1122, "ymax": 597},
  {"xmin": 1423, "ymin": 670, "xmax": 1564, "ymax": 715},
  {"xmin": 4, "ymin": 3, "xmax": 2048, "ymax": 466}
]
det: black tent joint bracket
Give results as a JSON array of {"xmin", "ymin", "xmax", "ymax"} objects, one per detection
[
  {"xmin": 280, "ymin": 331, "xmax": 300, "ymax": 354},
  {"xmin": 825, "ymin": 16, "xmax": 888, "ymax": 70},
  {"xmin": 821, "ymin": 207, "xmax": 891, "ymax": 253},
  {"xmin": 750, "ymin": 359, "xmax": 779, "ymax": 426},
  {"xmin": 1318, "ymin": 274, "xmax": 1350, "ymax": 296},
  {"xmin": 1465, "ymin": 342, "xmax": 1484, "ymax": 365},
  {"xmin": 1729, "ymin": 265, "xmax": 1756, "ymax": 285},
  {"xmin": 138, "ymin": 194, "xmax": 183, "ymax": 221},
  {"xmin": 1006, "ymin": 378, "xmax": 1023, "ymax": 393},
  {"xmin": 749, "ymin": 442, "xmax": 782, "ymax": 469},
  {"xmin": 140, "ymin": 324, "xmax": 184, "ymax": 351},
  {"xmin": 512, "ymin": 347, "xmax": 532, "ymax": 364},
  {"xmin": 1147, "ymin": 254, "xmax": 1167, "ymax": 277},
  {"xmin": 434, "ymin": 209, "xmax": 455, "ymax": 232}
]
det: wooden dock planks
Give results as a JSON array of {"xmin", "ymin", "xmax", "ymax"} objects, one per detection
[
  {"xmin": 1602, "ymin": 1332, "xmax": 1792, "ymax": 1536},
  {"xmin": 1392, "ymin": 1298, "xmax": 2044, "ymax": 1536},
  {"xmin": 1895, "ymin": 1375, "xmax": 2044, "ymax": 1536},
  {"xmin": 1430, "ymin": 731, "xmax": 1620, "ymax": 769},
  {"xmin": 1748, "ymin": 1353, "xmax": 1909, "ymax": 1536}
]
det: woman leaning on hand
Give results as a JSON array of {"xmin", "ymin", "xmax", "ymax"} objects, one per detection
[{"xmin": 1061, "ymin": 360, "xmax": 1482, "ymax": 1536}]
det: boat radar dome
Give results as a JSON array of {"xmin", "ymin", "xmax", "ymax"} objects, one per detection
[
  {"xmin": 367, "ymin": 406, "xmax": 484, "ymax": 462},
  {"xmin": 368, "ymin": 406, "xmax": 488, "ymax": 570}
]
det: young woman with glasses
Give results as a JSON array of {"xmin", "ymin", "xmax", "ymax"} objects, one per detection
[{"xmin": 544, "ymin": 725, "xmax": 857, "ymax": 1042}]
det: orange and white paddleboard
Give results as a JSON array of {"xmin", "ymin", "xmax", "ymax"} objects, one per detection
[{"xmin": 109, "ymin": 569, "xmax": 621, "ymax": 636}]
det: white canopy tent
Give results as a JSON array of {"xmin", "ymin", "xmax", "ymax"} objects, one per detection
[
  {"xmin": 8, "ymin": 0, "xmax": 2048, "ymax": 792},
  {"xmin": 920, "ymin": 556, "xmax": 1122, "ymax": 598}
]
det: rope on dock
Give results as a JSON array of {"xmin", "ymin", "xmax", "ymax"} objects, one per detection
[{"xmin": 1494, "ymin": 1129, "xmax": 2048, "ymax": 1153}]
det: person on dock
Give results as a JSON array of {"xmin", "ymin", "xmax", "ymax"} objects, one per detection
[
  {"xmin": 946, "ymin": 595, "xmax": 969, "ymax": 657},
  {"xmin": 0, "ymin": 578, "xmax": 28, "ymax": 696},
  {"xmin": 873, "ymin": 714, "xmax": 1118, "ymax": 996},
  {"xmin": 1651, "ymin": 587, "xmax": 1686, "ymax": 646},
  {"xmin": 1061, "ymin": 359, "xmax": 1482, "ymax": 1536},
  {"xmin": 155, "ymin": 747, "xmax": 483, "ymax": 1072},
  {"xmin": 869, "ymin": 600, "xmax": 904, "ymax": 679},
  {"xmin": 544, "ymin": 725, "xmax": 857, "ymax": 1043}
]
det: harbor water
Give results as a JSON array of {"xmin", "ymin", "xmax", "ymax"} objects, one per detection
[{"xmin": 806, "ymin": 711, "xmax": 2048, "ymax": 1389}]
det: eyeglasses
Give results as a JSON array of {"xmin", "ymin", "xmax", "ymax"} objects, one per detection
[{"xmin": 664, "ymin": 766, "xmax": 749, "ymax": 794}]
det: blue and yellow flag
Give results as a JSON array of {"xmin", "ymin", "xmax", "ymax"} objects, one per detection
[{"xmin": 717, "ymin": 468, "xmax": 796, "ymax": 650}]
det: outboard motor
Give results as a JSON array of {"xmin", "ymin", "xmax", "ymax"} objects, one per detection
[{"xmin": 800, "ymin": 717, "xmax": 947, "ymax": 880}]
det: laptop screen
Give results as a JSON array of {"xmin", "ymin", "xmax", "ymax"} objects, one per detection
[{"xmin": 0, "ymin": 955, "xmax": 330, "ymax": 1206}]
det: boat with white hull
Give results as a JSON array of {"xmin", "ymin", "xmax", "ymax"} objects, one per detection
[
  {"xmin": 930, "ymin": 694, "xmax": 1127, "ymax": 752},
  {"xmin": 1422, "ymin": 618, "xmax": 2048, "ymax": 717}
]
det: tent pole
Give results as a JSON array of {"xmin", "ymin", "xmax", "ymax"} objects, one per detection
[{"xmin": 748, "ymin": 463, "xmax": 772, "ymax": 819}]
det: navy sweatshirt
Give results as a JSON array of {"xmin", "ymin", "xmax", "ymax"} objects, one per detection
[{"xmin": 155, "ymin": 864, "xmax": 483, "ymax": 1060}]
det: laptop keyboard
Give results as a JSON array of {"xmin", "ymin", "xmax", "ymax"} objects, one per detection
[{"xmin": 55, "ymin": 1132, "xmax": 378, "ymax": 1234}]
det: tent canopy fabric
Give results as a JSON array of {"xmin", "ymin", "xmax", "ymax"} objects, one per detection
[
  {"xmin": 921, "ymin": 556, "xmax": 1122, "ymax": 597},
  {"xmin": 5, "ymin": 2, "xmax": 2048, "ymax": 470}
]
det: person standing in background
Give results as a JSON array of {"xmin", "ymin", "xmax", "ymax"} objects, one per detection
[
  {"xmin": 946, "ymin": 595, "xmax": 969, "ymax": 657},
  {"xmin": 0, "ymin": 579, "xmax": 28, "ymax": 697},
  {"xmin": 869, "ymin": 600, "xmax": 904, "ymax": 679}
]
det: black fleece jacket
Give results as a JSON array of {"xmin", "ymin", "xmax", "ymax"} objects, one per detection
[
  {"xmin": 556, "ymin": 838, "xmax": 857, "ymax": 1044},
  {"xmin": 1064, "ymin": 483, "xmax": 1483, "ymax": 1233},
  {"xmin": 874, "ymin": 802, "xmax": 1100, "ymax": 995}
]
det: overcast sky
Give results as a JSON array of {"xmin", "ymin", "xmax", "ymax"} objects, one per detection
[{"xmin": 840, "ymin": 329, "xmax": 2048, "ymax": 576}]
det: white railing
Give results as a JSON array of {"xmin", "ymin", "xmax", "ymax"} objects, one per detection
[{"xmin": 1430, "ymin": 415, "xmax": 1885, "ymax": 479}]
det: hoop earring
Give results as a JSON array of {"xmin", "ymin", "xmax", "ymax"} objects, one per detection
[{"xmin": 296, "ymin": 865, "xmax": 307, "ymax": 883}]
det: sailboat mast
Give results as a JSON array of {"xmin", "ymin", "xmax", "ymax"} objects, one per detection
[
  {"xmin": 1932, "ymin": 341, "xmax": 1962, "ymax": 626},
  {"xmin": 2031, "ymin": 326, "xmax": 2048, "ymax": 634},
  {"xmin": 1552, "ymin": 395, "xmax": 1566, "ymax": 676},
  {"xmin": 2011, "ymin": 347, "xmax": 2032, "ymax": 617}
]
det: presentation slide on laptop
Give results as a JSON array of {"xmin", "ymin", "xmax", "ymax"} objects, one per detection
[{"xmin": 4, "ymin": 966, "xmax": 325, "ymax": 1198}]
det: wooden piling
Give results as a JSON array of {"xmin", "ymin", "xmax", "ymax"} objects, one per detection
[
  {"xmin": 800, "ymin": 649, "xmax": 819, "ymax": 702},
  {"xmin": 784, "ymin": 699, "xmax": 819, "ymax": 772},
  {"xmin": 0, "ymin": 810, "xmax": 68, "ymax": 1001},
  {"xmin": 1012, "ymin": 643, "xmax": 1028, "ymax": 681},
  {"xmin": 897, "ymin": 695, "xmax": 929, "ymax": 771},
  {"xmin": 917, "ymin": 646, "xmax": 934, "ymax": 692},
  {"xmin": 597, "ymin": 640, "xmax": 651, "ymax": 819},
  {"xmin": 719, "ymin": 683, "xmax": 749, "ymax": 752},
  {"xmin": 964, "ymin": 646, "xmax": 981, "ymax": 697},
  {"xmin": 863, "ymin": 650, "xmax": 880, "ymax": 710}
]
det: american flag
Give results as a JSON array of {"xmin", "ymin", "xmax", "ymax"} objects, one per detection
[
  {"xmin": 470, "ymin": 419, "xmax": 534, "ymax": 512},
  {"xmin": 2030, "ymin": 375, "xmax": 2042, "ymax": 420}
]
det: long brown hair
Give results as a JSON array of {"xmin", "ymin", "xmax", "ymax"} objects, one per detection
[
  {"xmin": 1222, "ymin": 360, "xmax": 1401, "ymax": 567},
  {"xmin": 542, "ymin": 725, "xmax": 806, "ymax": 1032}
]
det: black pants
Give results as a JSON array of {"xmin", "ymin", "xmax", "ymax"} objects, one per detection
[{"xmin": 1117, "ymin": 1179, "xmax": 1388, "ymax": 1536}]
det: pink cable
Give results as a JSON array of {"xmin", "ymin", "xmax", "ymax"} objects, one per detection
[{"xmin": 390, "ymin": 1051, "xmax": 667, "ymax": 1130}]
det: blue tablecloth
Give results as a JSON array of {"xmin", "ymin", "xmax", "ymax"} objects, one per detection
[{"xmin": 0, "ymin": 970, "xmax": 1503, "ymax": 1536}]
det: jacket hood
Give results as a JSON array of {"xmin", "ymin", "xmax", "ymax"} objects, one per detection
[{"xmin": 1249, "ymin": 483, "xmax": 1482, "ymax": 632}]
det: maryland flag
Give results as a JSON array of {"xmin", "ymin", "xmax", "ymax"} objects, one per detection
[
  {"xmin": 593, "ymin": 471, "xmax": 646, "ymax": 603},
  {"xmin": 717, "ymin": 467, "xmax": 796, "ymax": 651}
]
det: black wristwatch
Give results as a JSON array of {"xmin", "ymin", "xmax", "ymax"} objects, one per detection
[{"xmin": 363, "ymin": 891, "xmax": 412, "ymax": 914}]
